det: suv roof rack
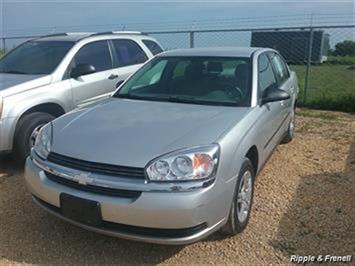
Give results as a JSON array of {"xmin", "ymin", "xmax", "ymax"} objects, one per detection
[
  {"xmin": 89, "ymin": 31, "xmax": 145, "ymax": 37},
  {"xmin": 37, "ymin": 32, "xmax": 93, "ymax": 40},
  {"xmin": 39, "ymin": 33, "xmax": 69, "ymax": 38}
]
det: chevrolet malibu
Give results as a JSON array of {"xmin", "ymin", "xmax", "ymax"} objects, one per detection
[{"xmin": 25, "ymin": 47, "xmax": 298, "ymax": 244}]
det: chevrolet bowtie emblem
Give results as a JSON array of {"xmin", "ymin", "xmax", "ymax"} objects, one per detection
[{"xmin": 73, "ymin": 172, "xmax": 94, "ymax": 185}]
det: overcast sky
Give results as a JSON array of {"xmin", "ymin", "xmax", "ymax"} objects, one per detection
[
  {"xmin": 0, "ymin": 0, "xmax": 354, "ymax": 50},
  {"xmin": 1, "ymin": 0, "xmax": 354, "ymax": 37}
]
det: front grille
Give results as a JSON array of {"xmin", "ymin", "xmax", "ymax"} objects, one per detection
[
  {"xmin": 47, "ymin": 152, "xmax": 145, "ymax": 179},
  {"xmin": 46, "ymin": 172, "xmax": 142, "ymax": 199},
  {"xmin": 33, "ymin": 195, "xmax": 207, "ymax": 238}
]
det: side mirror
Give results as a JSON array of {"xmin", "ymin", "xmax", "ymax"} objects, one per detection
[
  {"xmin": 71, "ymin": 64, "xmax": 96, "ymax": 79},
  {"xmin": 262, "ymin": 85, "xmax": 290, "ymax": 104}
]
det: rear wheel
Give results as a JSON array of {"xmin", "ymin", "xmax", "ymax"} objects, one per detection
[
  {"xmin": 13, "ymin": 112, "xmax": 55, "ymax": 164},
  {"xmin": 220, "ymin": 158, "xmax": 255, "ymax": 236},
  {"xmin": 281, "ymin": 108, "xmax": 295, "ymax": 144}
]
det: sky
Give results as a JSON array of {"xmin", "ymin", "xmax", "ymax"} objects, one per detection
[{"xmin": 0, "ymin": 0, "xmax": 354, "ymax": 49}]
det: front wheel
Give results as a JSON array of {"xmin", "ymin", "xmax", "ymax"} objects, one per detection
[
  {"xmin": 220, "ymin": 158, "xmax": 255, "ymax": 236},
  {"xmin": 13, "ymin": 112, "xmax": 55, "ymax": 164}
]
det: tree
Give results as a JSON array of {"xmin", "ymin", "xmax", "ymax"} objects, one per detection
[{"xmin": 333, "ymin": 40, "xmax": 355, "ymax": 56}]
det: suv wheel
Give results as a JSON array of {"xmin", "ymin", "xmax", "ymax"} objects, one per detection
[
  {"xmin": 13, "ymin": 112, "xmax": 55, "ymax": 164},
  {"xmin": 220, "ymin": 158, "xmax": 255, "ymax": 236}
]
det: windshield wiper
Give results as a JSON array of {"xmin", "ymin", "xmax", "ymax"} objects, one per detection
[
  {"xmin": 168, "ymin": 95, "xmax": 238, "ymax": 106},
  {"xmin": 116, "ymin": 94, "xmax": 238, "ymax": 106},
  {"xmin": 168, "ymin": 95, "xmax": 199, "ymax": 103},
  {"xmin": 115, "ymin": 93, "xmax": 170, "ymax": 102}
]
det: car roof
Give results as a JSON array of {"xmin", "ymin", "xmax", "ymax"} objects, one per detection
[{"xmin": 159, "ymin": 47, "xmax": 265, "ymax": 58}]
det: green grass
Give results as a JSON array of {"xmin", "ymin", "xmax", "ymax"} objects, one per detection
[
  {"xmin": 326, "ymin": 55, "xmax": 355, "ymax": 65},
  {"xmin": 296, "ymin": 108, "xmax": 338, "ymax": 120},
  {"xmin": 290, "ymin": 64, "xmax": 355, "ymax": 113}
]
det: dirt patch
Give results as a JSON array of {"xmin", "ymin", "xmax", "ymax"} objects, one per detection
[{"xmin": 0, "ymin": 108, "xmax": 354, "ymax": 265}]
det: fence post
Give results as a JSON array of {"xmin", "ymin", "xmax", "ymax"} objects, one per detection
[
  {"xmin": 1, "ymin": 37, "xmax": 5, "ymax": 53},
  {"xmin": 304, "ymin": 27, "xmax": 314, "ymax": 104},
  {"xmin": 189, "ymin": 31, "xmax": 194, "ymax": 48}
]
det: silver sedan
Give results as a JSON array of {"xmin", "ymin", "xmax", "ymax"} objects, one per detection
[{"xmin": 25, "ymin": 47, "xmax": 298, "ymax": 244}]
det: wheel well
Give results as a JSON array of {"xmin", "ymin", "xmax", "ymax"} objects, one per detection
[
  {"xmin": 21, "ymin": 103, "xmax": 65, "ymax": 119},
  {"xmin": 13, "ymin": 103, "xmax": 65, "ymax": 149},
  {"xmin": 245, "ymin": 146, "xmax": 259, "ymax": 174}
]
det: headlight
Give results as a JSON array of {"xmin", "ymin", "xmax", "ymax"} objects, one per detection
[
  {"xmin": 145, "ymin": 144, "xmax": 220, "ymax": 182},
  {"xmin": 33, "ymin": 123, "xmax": 52, "ymax": 159}
]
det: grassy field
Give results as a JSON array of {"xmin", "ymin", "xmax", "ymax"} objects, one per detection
[{"xmin": 290, "ymin": 64, "xmax": 355, "ymax": 113}]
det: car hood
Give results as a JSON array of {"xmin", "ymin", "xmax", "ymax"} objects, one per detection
[
  {"xmin": 52, "ymin": 98, "xmax": 251, "ymax": 168},
  {"xmin": 0, "ymin": 73, "xmax": 50, "ymax": 96}
]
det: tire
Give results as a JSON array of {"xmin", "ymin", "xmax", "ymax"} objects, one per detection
[
  {"xmin": 220, "ymin": 158, "xmax": 255, "ymax": 236},
  {"xmin": 13, "ymin": 112, "xmax": 55, "ymax": 164},
  {"xmin": 281, "ymin": 108, "xmax": 295, "ymax": 144}
]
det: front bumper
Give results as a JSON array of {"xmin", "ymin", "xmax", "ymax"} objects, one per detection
[{"xmin": 24, "ymin": 156, "xmax": 231, "ymax": 244}]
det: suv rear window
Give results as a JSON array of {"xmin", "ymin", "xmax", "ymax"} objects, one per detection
[
  {"xmin": 112, "ymin": 39, "xmax": 148, "ymax": 67},
  {"xmin": 142, "ymin": 40, "xmax": 163, "ymax": 55}
]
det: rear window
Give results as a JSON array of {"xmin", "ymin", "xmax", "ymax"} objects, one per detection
[{"xmin": 142, "ymin": 40, "xmax": 163, "ymax": 55}]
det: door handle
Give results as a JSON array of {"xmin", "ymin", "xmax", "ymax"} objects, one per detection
[{"xmin": 108, "ymin": 74, "xmax": 119, "ymax": 80}]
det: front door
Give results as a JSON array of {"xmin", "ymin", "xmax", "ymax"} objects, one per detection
[
  {"xmin": 69, "ymin": 40, "xmax": 118, "ymax": 107},
  {"xmin": 256, "ymin": 53, "xmax": 284, "ymax": 164}
]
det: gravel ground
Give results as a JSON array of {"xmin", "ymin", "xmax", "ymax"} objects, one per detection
[{"xmin": 0, "ymin": 109, "xmax": 354, "ymax": 265}]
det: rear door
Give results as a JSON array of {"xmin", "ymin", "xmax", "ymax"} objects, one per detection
[
  {"xmin": 69, "ymin": 40, "xmax": 117, "ymax": 107},
  {"xmin": 110, "ymin": 39, "xmax": 149, "ymax": 85}
]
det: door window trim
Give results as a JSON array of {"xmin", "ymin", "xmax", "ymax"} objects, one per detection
[
  {"xmin": 63, "ymin": 39, "xmax": 114, "ymax": 80},
  {"xmin": 267, "ymin": 52, "xmax": 290, "ymax": 87},
  {"xmin": 109, "ymin": 38, "xmax": 148, "ymax": 68},
  {"xmin": 257, "ymin": 51, "xmax": 278, "ymax": 104}
]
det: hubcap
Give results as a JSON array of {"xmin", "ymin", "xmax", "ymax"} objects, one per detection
[
  {"xmin": 236, "ymin": 170, "xmax": 253, "ymax": 223},
  {"xmin": 29, "ymin": 124, "xmax": 45, "ymax": 148}
]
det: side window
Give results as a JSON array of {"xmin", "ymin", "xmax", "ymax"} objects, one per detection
[
  {"xmin": 142, "ymin": 40, "xmax": 163, "ymax": 55},
  {"xmin": 258, "ymin": 53, "xmax": 277, "ymax": 94},
  {"xmin": 270, "ymin": 53, "xmax": 290, "ymax": 84},
  {"xmin": 73, "ymin": 41, "xmax": 112, "ymax": 72},
  {"xmin": 172, "ymin": 61, "xmax": 189, "ymax": 80},
  {"xmin": 112, "ymin": 39, "xmax": 148, "ymax": 67}
]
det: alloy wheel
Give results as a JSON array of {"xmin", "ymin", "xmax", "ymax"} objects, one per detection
[{"xmin": 236, "ymin": 170, "xmax": 253, "ymax": 223}]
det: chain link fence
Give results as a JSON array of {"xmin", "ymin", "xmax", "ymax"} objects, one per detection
[
  {"xmin": 1, "ymin": 24, "xmax": 355, "ymax": 111},
  {"xmin": 148, "ymin": 25, "xmax": 355, "ymax": 112}
]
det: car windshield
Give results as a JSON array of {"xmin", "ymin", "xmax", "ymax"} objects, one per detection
[
  {"xmin": 115, "ymin": 56, "xmax": 252, "ymax": 107},
  {"xmin": 0, "ymin": 40, "xmax": 74, "ymax": 75}
]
